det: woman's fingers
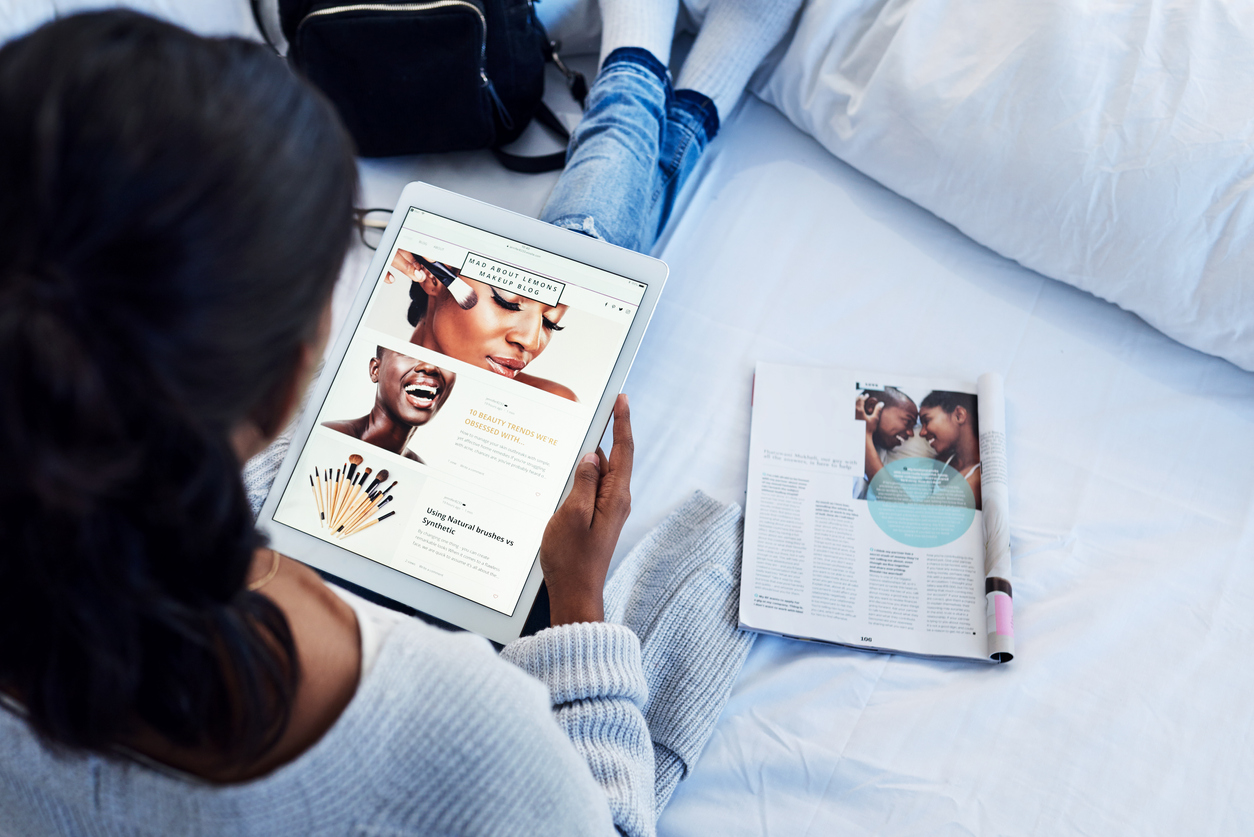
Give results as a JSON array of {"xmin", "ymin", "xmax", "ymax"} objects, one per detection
[
  {"xmin": 565, "ymin": 452, "xmax": 602, "ymax": 524},
  {"xmin": 394, "ymin": 249, "xmax": 419, "ymax": 271},
  {"xmin": 607, "ymin": 394, "xmax": 633, "ymax": 485},
  {"xmin": 391, "ymin": 250, "xmax": 442, "ymax": 289},
  {"xmin": 391, "ymin": 250, "xmax": 415, "ymax": 276},
  {"xmin": 594, "ymin": 395, "xmax": 632, "ymax": 526}
]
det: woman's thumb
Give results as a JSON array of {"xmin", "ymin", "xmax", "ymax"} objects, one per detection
[{"xmin": 566, "ymin": 452, "xmax": 601, "ymax": 517}]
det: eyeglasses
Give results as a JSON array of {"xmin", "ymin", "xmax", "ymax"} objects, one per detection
[{"xmin": 353, "ymin": 207, "xmax": 392, "ymax": 250}]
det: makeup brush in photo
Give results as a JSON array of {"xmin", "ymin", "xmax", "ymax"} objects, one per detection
[
  {"xmin": 343, "ymin": 510, "xmax": 396, "ymax": 538},
  {"xmin": 333, "ymin": 455, "xmax": 363, "ymax": 524},
  {"xmin": 329, "ymin": 467, "xmax": 354, "ymax": 529},
  {"xmin": 310, "ymin": 471, "xmax": 325, "ymax": 525},
  {"xmin": 340, "ymin": 468, "xmax": 388, "ymax": 532},
  {"xmin": 345, "ymin": 480, "xmax": 396, "ymax": 532},
  {"xmin": 338, "ymin": 488, "xmax": 391, "ymax": 536},
  {"xmin": 416, "ymin": 254, "xmax": 478, "ymax": 310},
  {"xmin": 322, "ymin": 466, "xmax": 334, "ymax": 525},
  {"xmin": 364, "ymin": 469, "xmax": 387, "ymax": 496},
  {"xmin": 332, "ymin": 466, "xmax": 371, "ymax": 531},
  {"xmin": 330, "ymin": 466, "xmax": 345, "ymax": 528},
  {"xmin": 341, "ymin": 466, "xmax": 371, "ymax": 527},
  {"xmin": 338, "ymin": 494, "xmax": 391, "ymax": 539}
]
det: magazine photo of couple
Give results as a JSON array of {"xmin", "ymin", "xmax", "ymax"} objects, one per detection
[{"xmin": 853, "ymin": 385, "xmax": 983, "ymax": 510}]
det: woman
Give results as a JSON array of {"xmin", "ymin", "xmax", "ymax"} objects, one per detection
[
  {"xmin": 391, "ymin": 247, "xmax": 577, "ymax": 401},
  {"xmin": 0, "ymin": 12, "xmax": 650, "ymax": 834},
  {"xmin": 1, "ymin": 0, "xmax": 798, "ymax": 831},
  {"xmin": 323, "ymin": 346, "xmax": 457, "ymax": 461},
  {"xmin": 919, "ymin": 390, "xmax": 983, "ymax": 509}
]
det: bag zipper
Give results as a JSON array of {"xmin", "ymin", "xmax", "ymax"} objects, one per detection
[{"xmin": 298, "ymin": 1, "xmax": 512, "ymax": 129}]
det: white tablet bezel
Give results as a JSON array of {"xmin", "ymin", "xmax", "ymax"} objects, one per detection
[{"xmin": 257, "ymin": 182, "xmax": 667, "ymax": 645}]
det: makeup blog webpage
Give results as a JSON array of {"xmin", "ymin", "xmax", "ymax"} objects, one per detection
[
  {"xmin": 738, "ymin": 363, "xmax": 1013, "ymax": 662},
  {"xmin": 274, "ymin": 208, "xmax": 645, "ymax": 616}
]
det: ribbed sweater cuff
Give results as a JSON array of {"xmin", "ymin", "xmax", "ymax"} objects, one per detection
[{"xmin": 501, "ymin": 622, "xmax": 647, "ymax": 707}]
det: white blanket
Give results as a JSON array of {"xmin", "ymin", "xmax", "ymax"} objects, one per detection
[{"xmin": 756, "ymin": 0, "xmax": 1254, "ymax": 371}]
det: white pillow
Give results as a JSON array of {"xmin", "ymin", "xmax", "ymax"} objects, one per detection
[{"xmin": 756, "ymin": 0, "xmax": 1254, "ymax": 370}]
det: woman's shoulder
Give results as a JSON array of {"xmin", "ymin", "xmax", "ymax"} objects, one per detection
[
  {"xmin": 316, "ymin": 618, "xmax": 612, "ymax": 831},
  {"xmin": 0, "ymin": 617, "xmax": 611, "ymax": 836},
  {"xmin": 338, "ymin": 617, "xmax": 559, "ymax": 759},
  {"xmin": 516, "ymin": 372, "xmax": 577, "ymax": 402}
]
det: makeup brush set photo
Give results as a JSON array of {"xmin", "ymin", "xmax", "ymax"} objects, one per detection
[{"xmin": 309, "ymin": 454, "xmax": 398, "ymax": 539}]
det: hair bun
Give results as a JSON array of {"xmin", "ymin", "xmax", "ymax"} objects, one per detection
[{"xmin": 0, "ymin": 7, "xmax": 355, "ymax": 764}]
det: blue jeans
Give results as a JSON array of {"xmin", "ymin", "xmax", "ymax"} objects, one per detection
[{"xmin": 541, "ymin": 48, "xmax": 720, "ymax": 254}]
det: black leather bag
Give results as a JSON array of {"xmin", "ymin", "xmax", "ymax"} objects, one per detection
[{"xmin": 254, "ymin": 0, "xmax": 583, "ymax": 170}]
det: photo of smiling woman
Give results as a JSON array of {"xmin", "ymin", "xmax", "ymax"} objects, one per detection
[
  {"xmin": 918, "ymin": 390, "xmax": 982, "ymax": 510},
  {"xmin": 323, "ymin": 347, "xmax": 456, "ymax": 463},
  {"xmin": 390, "ymin": 248, "xmax": 577, "ymax": 402}
]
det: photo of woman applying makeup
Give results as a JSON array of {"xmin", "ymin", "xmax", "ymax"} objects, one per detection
[{"xmin": 390, "ymin": 248, "xmax": 577, "ymax": 402}]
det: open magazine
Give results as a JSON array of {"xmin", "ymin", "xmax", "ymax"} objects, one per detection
[{"xmin": 739, "ymin": 363, "xmax": 1014, "ymax": 663}]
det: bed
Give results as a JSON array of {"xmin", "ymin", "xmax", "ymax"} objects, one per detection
[{"xmin": 5, "ymin": 2, "xmax": 1253, "ymax": 834}]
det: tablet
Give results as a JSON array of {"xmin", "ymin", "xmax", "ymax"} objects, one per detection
[{"xmin": 257, "ymin": 182, "xmax": 667, "ymax": 644}]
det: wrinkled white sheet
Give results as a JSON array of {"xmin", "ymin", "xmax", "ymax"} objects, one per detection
[
  {"xmin": 756, "ymin": 0, "xmax": 1254, "ymax": 373},
  {"xmin": 6, "ymin": 3, "xmax": 1253, "ymax": 832}
]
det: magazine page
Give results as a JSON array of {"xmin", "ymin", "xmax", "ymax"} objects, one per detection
[{"xmin": 739, "ymin": 362, "xmax": 996, "ymax": 662}]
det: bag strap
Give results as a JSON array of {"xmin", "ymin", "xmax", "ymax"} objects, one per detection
[
  {"xmin": 493, "ymin": 102, "xmax": 570, "ymax": 173},
  {"xmin": 492, "ymin": 39, "xmax": 587, "ymax": 174}
]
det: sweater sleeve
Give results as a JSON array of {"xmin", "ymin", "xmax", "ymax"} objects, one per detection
[{"xmin": 501, "ymin": 622, "xmax": 656, "ymax": 837}]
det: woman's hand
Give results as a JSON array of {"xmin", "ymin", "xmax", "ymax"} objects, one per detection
[
  {"xmin": 389, "ymin": 249, "xmax": 438, "ymax": 290},
  {"xmin": 539, "ymin": 394, "xmax": 633, "ymax": 626}
]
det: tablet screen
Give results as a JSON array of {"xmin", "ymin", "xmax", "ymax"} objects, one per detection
[{"xmin": 272, "ymin": 207, "xmax": 647, "ymax": 616}]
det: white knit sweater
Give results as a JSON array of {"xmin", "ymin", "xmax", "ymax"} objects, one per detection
[{"xmin": 0, "ymin": 492, "xmax": 754, "ymax": 836}]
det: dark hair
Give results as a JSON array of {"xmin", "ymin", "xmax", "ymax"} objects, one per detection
[
  {"xmin": 0, "ymin": 11, "xmax": 357, "ymax": 764},
  {"xmin": 865, "ymin": 386, "xmax": 916, "ymax": 412},
  {"xmin": 920, "ymin": 390, "xmax": 979, "ymax": 437},
  {"xmin": 407, "ymin": 274, "xmax": 430, "ymax": 326}
]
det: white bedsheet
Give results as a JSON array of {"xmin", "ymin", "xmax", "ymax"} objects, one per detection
[{"xmin": 355, "ymin": 93, "xmax": 1254, "ymax": 835}]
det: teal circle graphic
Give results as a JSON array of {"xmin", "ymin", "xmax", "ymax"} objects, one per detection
[{"xmin": 867, "ymin": 457, "xmax": 976, "ymax": 548}]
